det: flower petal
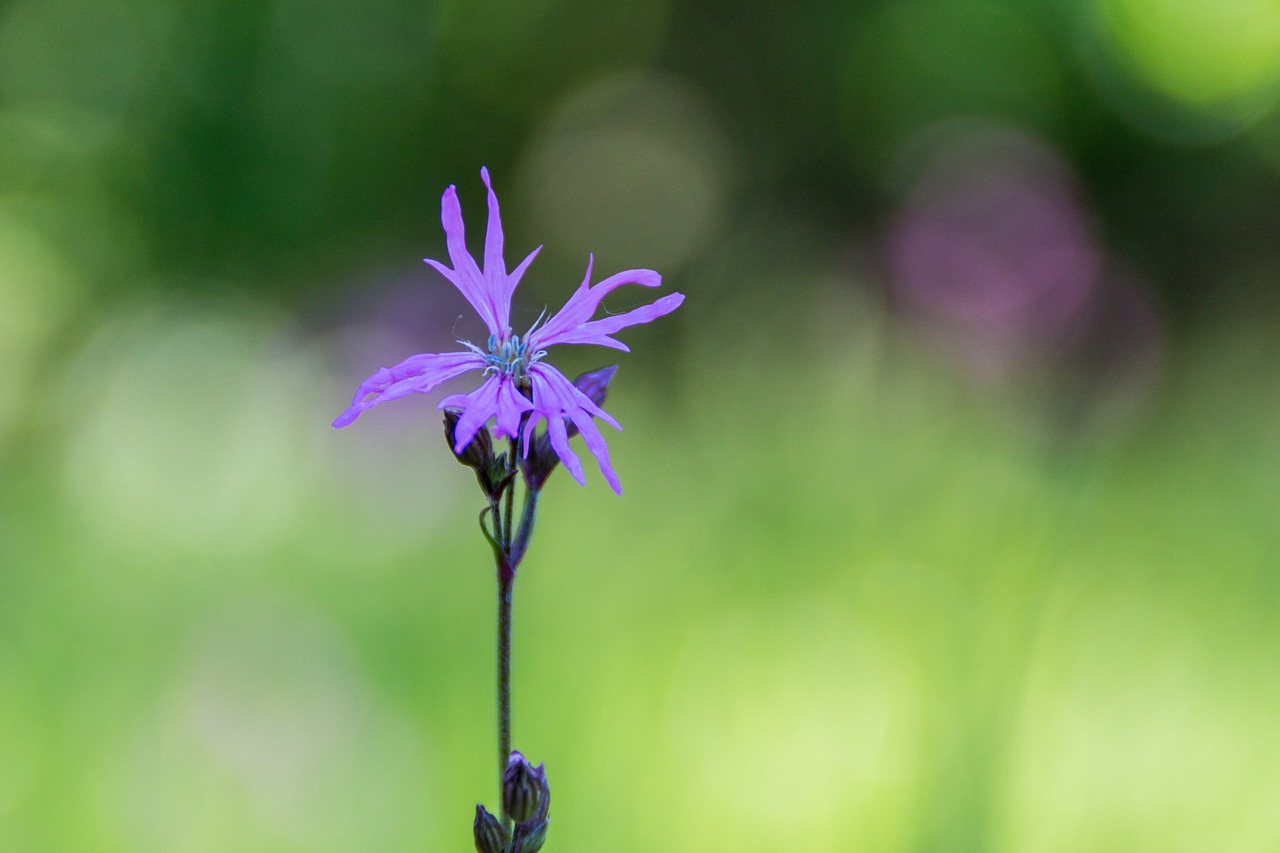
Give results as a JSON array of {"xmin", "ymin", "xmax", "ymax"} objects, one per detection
[
  {"xmin": 427, "ymin": 184, "xmax": 500, "ymax": 336},
  {"xmin": 539, "ymin": 291, "xmax": 684, "ymax": 351},
  {"xmin": 480, "ymin": 166, "xmax": 509, "ymax": 328},
  {"xmin": 568, "ymin": 409, "xmax": 622, "ymax": 494},
  {"xmin": 545, "ymin": 414, "xmax": 584, "ymax": 485},
  {"xmin": 494, "ymin": 374, "xmax": 535, "ymax": 440},
  {"xmin": 528, "ymin": 258, "xmax": 667, "ymax": 350},
  {"xmin": 530, "ymin": 363, "xmax": 620, "ymax": 430},
  {"xmin": 438, "ymin": 374, "xmax": 533, "ymax": 450},
  {"xmin": 426, "ymin": 170, "xmax": 536, "ymax": 338},
  {"xmin": 439, "ymin": 375, "xmax": 500, "ymax": 451},
  {"xmin": 521, "ymin": 408, "xmax": 539, "ymax": 455},
  {"xmin": 480, "ymin": 167, "xmax": 505, "ymax": 276},
  {"xmin": 506, "ymin": 245, "xmax": 542, "ymax": 309},
  {"xmin": 441, "ymin": 185, "xmax": 479, "ymax": 278},
  {"xmin": 332, "ymin": 351, "xmax": 485, "ymax": 428},
  {"xmin": 528, "ymin": 363, "xmax": 622, "ymax": 489}
]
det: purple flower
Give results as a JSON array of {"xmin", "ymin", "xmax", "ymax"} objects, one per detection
[{"xmin": 333, "ymin": 168, "xmax": 683, "ymax": 494}]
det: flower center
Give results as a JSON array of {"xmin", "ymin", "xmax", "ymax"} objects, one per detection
[{"xmin": 484, "ymin": 332, "xmax": 543, "ymax": 380}]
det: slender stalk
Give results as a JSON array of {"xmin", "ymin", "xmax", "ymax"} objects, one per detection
[
  {"xmin": 497, "ymin": 564, "xmax": 513, "ymax": 830},
  {"xmin": 489, "ymin": 500, "xmax": 503, "ymax": 547},
  {"xmin": 503, "ymin": 439, "xmax": 516, "ymax": 547},
  {"xmin": 511, "ymin": 488, "xmax": 540, "ymax": 567},
  {"xmin": 497, "ymin": 438, "xmax": 520, "ymax": 832},
  {"xmin": 496, "ymin": 434, "xmax": 544, "ymax": 837}
]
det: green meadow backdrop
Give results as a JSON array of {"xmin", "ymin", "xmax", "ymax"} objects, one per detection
[{"xmin": 2, "ymin": 0, "xmax": 1279, "ymax": 849}]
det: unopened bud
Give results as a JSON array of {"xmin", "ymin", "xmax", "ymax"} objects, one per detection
[
  {"xmin": 483, "ymin": 453, "xmax": 516, "ymax": 498},
  {"xmin": 518, "ymin": 819, "xmax": 549, "ymax": 853},
  {"xmin": 520, "ymin": 431, "xmax": 556, "ymax": 492},
  {"xmin": 443, "ymin": 409, "xmax": 493, "ymax": 470},
  {"xmin": 527, "ymin": 761, "xmax": 551, "ymax": 826},
  {"xmin": 570, "ymin": 365, "xmax": 617, "ymax": 415},
  {"xmin": 502, "ymin": 751, "xmax": 546, "ymax": 823},
  {"xmin": 472, "ymin": 804, "xmax": 506, "ymax": 853},
  {"xmin": 445, "ymin": 409, "xmax": 514, "ymax": 500}
]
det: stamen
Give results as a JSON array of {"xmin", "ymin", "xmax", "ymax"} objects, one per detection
[{"xmin": 481, "ymin": 332, "xmax": 543, "ymax": 379}]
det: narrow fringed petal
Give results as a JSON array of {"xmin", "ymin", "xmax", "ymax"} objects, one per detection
[
  {"xmin": 439, "ymin": 374, "xmax": 533, "ymax": 451},
  {"xmin": 493, "ymin": 375, "xmax": 535, "ymax": 440},
  {"xmin": 506, "ymin": 245, "xmax": 542, "ymax": 312},
  {"xmin": 480, "ymin": 166, "xmax": 509, "ymax": 329},
  {"xmin": 528, "ymin": 363, "xmax": 621, "ymax": 489},
  {"xmin": 531, "ymin": 363, "xmax": 620, "ymax": 430},
  {"xmin": 434, "ymin": 186, "xmax": 501, "ymax": 335},
  {"xmin": 441, "ymin": 186, "xmax": 480, "ymax": 281},
  {"xmin": 569, "ymin": 409, "xmax": 621, "ymax": 494},
  {"xmin": 527, "ymin": 258, "xmax": 664, "ymax": 349},
  {"xmin": 538, "ymin": 291, "xmax": 685, "ymax": 351},
  {"xmin": 480, "ymin": 167, "xmax": 505, "ymax": 276},
  {"xmin": 545, "ymin": 414, "xmax": 584, "ymax": 485},
  {"xmin": 439, "ymin": 376, "xmax": 500, "ymax": 452},
  {"xmin": 520, "ymin": 409, "xmax": 538, "ymax": 457},
  {"xmin": 422, "ymin": 259, "xmax": 492, "ymax": 335},
  {"xmin": 332, "ymin": 351, "xmax": 485, "ymax": 428},
  {"xmin": 427, "ymin": 169, "xmax": 535, "ymax": 338}
]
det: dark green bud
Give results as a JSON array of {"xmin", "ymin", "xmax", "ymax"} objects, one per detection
[
  {"xmin": 480, "ymin": 452, "xmax": 515, "ymax": 501},
  {"xmin": 472, "ymin": 804, "xmax": 506, "ymax": 853},
  {"xmin": 502, "ymin": 751, "xmax": 546, "ymax": 824},
  {"xmin": 444, "ymin": 409, "xmax": 513, "ymax": 501}
]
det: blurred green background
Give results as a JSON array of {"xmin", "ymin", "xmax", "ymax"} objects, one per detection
[{"xmin": 2, "ymin": 0, "xmax": 1280, "ymax": 849}]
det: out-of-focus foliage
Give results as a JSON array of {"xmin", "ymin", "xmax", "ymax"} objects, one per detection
[{"xmin": 1, "ymin": 0, "xmax": 1279, "ymax": 850}]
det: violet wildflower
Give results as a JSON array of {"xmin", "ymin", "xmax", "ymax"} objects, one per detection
[
  {"xmin": 335, "ymin": 169, "xmax": 678, "ymax": 851},
  {"xmin": 333, "ymin": 167, "xmax": 683, "ymax": 494}
]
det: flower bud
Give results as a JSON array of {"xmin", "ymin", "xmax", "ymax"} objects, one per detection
[
  {"xmin": 480, "ymin": 452, "xmax": 516, "ymax": 502},
  {"xmin": 519, "ymin": 432, "xmax": 555, "ymax": 492},
  {"xmin": 569, "ymin": 365, "xmax": 617, "ymax": 417},
  {"xmin": 502, "ymin": 751, "xmax": 546, "ymax": 823},
  {"xmin": 443, "ymin": 408, "xmax": 494, "ymax": 470},
  {"xmin": 472, "ymin": 804, "xmax": 506, "ymax": 853},
  {"xmin": 518, "ymin": 819, "xmax": 549, "ymax": 853},
  {"xmin": 444, "ymin": 409, "xmax": 513, "ymax": 501}
]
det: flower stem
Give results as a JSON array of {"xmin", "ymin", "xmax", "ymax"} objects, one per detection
[
  {"xmin": 503, "ymin": 441, "xmax": 516, "ymax": 546},
  {"xmin": 497, "ymin": 561, "xmax": 513, "ymax": 830},
  {"xmin": 496, "ymin": 438, "xmax": 543, "ymax": 836},
  {"xmin": 497, "ymin": 440, "xmax": 519, "ymax": 831},
  {"xmin": 511, "ymin": 488, "xmax": 539, "ymax": 566}
]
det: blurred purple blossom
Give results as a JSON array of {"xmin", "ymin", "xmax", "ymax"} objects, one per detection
[
  {"xmin": 887, "ymin": 128, "xmax": 1099, "ymax": 380},
  {"xmin": 333, "ymin": 168, "xmax": 684, "ymax": 493}
]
